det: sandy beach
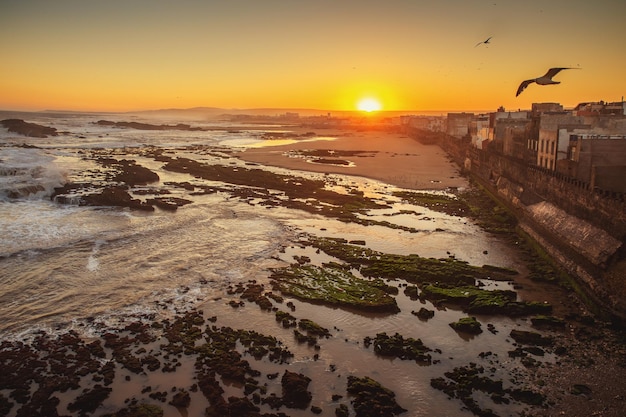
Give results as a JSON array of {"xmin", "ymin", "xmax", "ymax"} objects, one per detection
[{"xmin": 234, "ymin": 128, "xmax": 467, "ymax": 191}]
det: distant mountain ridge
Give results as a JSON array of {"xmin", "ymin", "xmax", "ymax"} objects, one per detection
[{"xmin": 2, "ymin": 106, "xmax": 483, "ymax": 119}]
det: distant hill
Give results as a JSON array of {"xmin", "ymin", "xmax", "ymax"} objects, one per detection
[
  {"xmin": 1, "ymin": 106, "xmax": 475, "ymax": 121},
  {"xmin": 131, "ymin": 107, "xmax": 455, "ymax": 119},
  {"xmin": 134, "ymin": 107, "xmax": 335, "ymax": 119}
]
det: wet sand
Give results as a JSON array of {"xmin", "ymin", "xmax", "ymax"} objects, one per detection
[
  {"xmin": 234, "ymin": 128, "xmax": 467, "ymax": 191},
  {"xmin": 235, "ymin": 127, "xmax": 626, "ymax": 417}
]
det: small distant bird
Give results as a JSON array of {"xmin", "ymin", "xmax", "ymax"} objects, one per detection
[
  {"xmin": 516, "ymin": 67, "xmax": 578, "ymax": 97},
  {"xmin": 475, "ymin": 37, "xmax": 492, "ymax": 47}
]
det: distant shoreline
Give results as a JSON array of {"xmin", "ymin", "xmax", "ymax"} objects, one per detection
[
  {"xmin": 234, "ymin": 127, "xmax": 468, "ymax": 191},
  {"xmin": 0, "ymin": 107, "xmax": 494, "ymax": 118}
]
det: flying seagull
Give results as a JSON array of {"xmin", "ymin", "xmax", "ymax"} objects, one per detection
[
  {"xmin": 516, "ymin": 67, "xmax": 578, "ymax": 97},
  {"xmin": 475, "ymin": 36, "xmax": 492, "ymax": 47}
]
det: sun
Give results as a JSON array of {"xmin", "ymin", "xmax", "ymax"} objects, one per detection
[{"xmin": 357, "ymin": 98, "xmax": 382, "ymax": 112}]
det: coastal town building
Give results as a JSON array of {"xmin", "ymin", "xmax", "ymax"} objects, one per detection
[
  {"xmin": 400, "ymin": 115, "xmax": 446, "ymax": 132},
  {"xmin": 435, "ymin": 101, "xmax": 626, "ymax": 194},
  {"xmin": 490, "ymin": 111, "xmax": 531, "ymax": 159},
  {"xmin": 446, "ymin": 112, "xmax": 474, "ymax": 138},
  {"xmin": 401, "ymin": 102, "xmax": 626, "ymax": 322}
]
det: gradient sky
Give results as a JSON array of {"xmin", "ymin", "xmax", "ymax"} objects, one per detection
[{"xmin": 1, "ymin": 0, "xmax": 625, "ymax": 113}]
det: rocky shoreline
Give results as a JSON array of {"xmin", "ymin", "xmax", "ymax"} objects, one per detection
[{"xmin": 1, "ymin": 121, "xmax": 625, "ymax": 416}]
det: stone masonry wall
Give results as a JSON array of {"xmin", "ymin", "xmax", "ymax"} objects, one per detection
[{"xmin": 434, "ymin": 133, "xmax": 626, "ymax": 319}]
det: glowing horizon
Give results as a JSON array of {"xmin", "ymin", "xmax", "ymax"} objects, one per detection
[{"xmin": 1, "ymin": 1, "xmax": 624, "ymax": 114}]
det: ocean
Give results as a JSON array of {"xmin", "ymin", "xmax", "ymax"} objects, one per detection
[{"xmin": 0, "ymin": 111, "xmax": 541, "ymax": 416}]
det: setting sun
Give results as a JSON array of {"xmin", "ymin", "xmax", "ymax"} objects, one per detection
[{"xmin": 357, "ymin": 98, "xmax": 382, "ymax": 112}]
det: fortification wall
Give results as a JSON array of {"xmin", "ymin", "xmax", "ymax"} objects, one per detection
[{"xmin": 436, "ymin": 134, "xmax": 626, "ymax": 320}]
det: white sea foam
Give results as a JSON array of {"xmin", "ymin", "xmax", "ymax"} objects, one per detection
[
  {"xmin": 86, "ymin": 239, "xmax": 105, "ymax": 272},
  {"xmin": 0, "ymin": 147, "xmax": 67, "ymax": 200}
]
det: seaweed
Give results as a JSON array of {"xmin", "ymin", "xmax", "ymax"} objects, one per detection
[
  {"xmin": 270, "ymin": 263, "xmax": 399, "ymax": 313},
  {"xmin": 347, "ymin": 375, "xmax": 407, "ymax": 417},
  {"xmin": 363, "ymin": 332, "xmax": 432, "ymax": 364}
]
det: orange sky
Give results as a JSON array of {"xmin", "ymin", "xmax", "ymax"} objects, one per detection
[{"xmin": 1, "ymin": 0, "xmax": 625, "ymax": 113}]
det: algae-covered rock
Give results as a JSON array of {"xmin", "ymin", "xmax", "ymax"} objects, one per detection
[
  {"xmin": 308, "ymin": 237, "xmax": 492, "ymax": 285},
  {"xmin": 347, "ymin": 375, "xmax": 407, "ymax": 417},
  {"xmin": 298, "ymin": 319, "xmax": 331, "ymax": 338},
  {"xmin": 281, "ymin": 370, "xmax": 312, "ymax": 409},
  {"xmin": 363, "ymin": 332, "xmax": 432, "ymax": 364},
  {"xmin": 67, "ymin": 384, "xmax": 112, "ymax": 414},
  {"xmin": 275, "ymin": 310, "xmax": 297, "ymax": 328},
  {"xmin": 421, "ymin": 284, "xmax": 552, "ymax": 317},
  {"xmin": 270, "ymin": 263, "xmax": 399, "ymax": 313},
  {"xmin": 509, "ymin": 329, "xmax": 554, "ymax": 346},
  {"xmin": 412, "ymin": 307, "xmax": 435, "ymax": 320},
  {"xmin": 169, "ymin": 390, "xmax": 190, "ymax": 408},
  {"xmin": 431, "ymin": 362, "xmax": 546, "ymax": 415},
  {"xmin": 450, "ymin": 316, "xmax": 483, "ymax": 335},
  {"xmin": 393, "ymin": 190, "xmax": 470, "ymax": 217},
  {"xmin": 101, "ymin": 403, "xmax": 164, "ymax": 417},
  {"xmin": 335, "ymin": 403, "xmax": 350, "ymax": 417},
  {"xmin": 570, "ymin": 384, "xmax": 592, "ymax": 396},
  {"xmin": 530, "ymin": 315, "xmax": 566, "ymax": 329}
]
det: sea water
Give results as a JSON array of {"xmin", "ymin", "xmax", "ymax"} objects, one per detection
[
  {"xmin": 0, "ymin": 112, "xmax": 298, "ymax": 336},
  {"xmin": 0, "ymin": 111, "xmax": 535, "ymax": 416}
]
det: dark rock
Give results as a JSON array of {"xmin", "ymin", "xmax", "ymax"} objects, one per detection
[
  {"xmin": 100, "ymin": 403, "xmax": 164, "ymax": 417},
  {"xmin": 298, "ymin": 319, "xmax": 331, "ymax": 338},
  {"xmin": 224, "ymin": 396, "xmax": 260, "ymax": 415},
  {"xmin": 571, "ymin": 384, "xmax": 592, "ymax": 396},
  {"xmin": 1, "ymin": 119, "xmax": 57, "ymax": 137},
  {"xmin": 508, "ymin": 388, "xmax": 545, "ymax": 405},
  {"xmin": 509, "ymin": 329, "xmax": 554, "ymax": 346},
  {"xmin": 82, "ymin": 187, "xmax": 154, "ymax": 211},
  {"xmin": 364, "ymin": 332, "xmax": 432, "ymax": 364},
  {"xmin": 449, "ymin": 316, "xmax": 483, "ymax": 335},
  {"xmin": 530, "ymin": 315, "xmax": 566, "ymax": 329},
  {"xmin": 94, "ymin": 120, "xmax": 204, "ymax": 132},
  {"xmin": 347, "ymin": 375, "xmax": 407, "ymax": 417},
  {"xmin": 67, "ymin": 384, "xmax": 112, "ymax": 414},
  {"xmin": 335, "ymin": 404, "xmax": 350, "ymax": 417},
  {"xmin": 412, "ymin": 307, "xmax": 435, "ymax": 320},
  {"xmin": 281, "ymin": 370, "xmax": 312, "ymax": 409},
  {"xmin": 404, "ymin": 285, "xmax": 420, "ymax": 300},
  {"xmin": 146, "ymin": 197, "xmax": 192, "ymax": 211},
  {"xmin": 168, "ymin": 390, "xmax": 191, "ymax": 408},
  {"xmin": 98, "ymin": 158, "xmax": 159, "ymax": 186}
]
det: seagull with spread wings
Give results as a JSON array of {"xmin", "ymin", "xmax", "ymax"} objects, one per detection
[
  {"xmin": 475, "ymin": 36, "xmax": 492, "ymax": 47},
  {"xmin": 516, "ymin": 67, "xmax": 578, "ymax": 97}
]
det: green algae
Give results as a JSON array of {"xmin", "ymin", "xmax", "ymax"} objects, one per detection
[
  {"xmin": 161, "ymin": 156, "xmax": 411, "ymax": 230},
  {"xmin": 530, "ymin": 315, "xmax": 566, "ymax": 329},
  {"xmin": 393, "ymin": 190, "xmax": 471, "ymax": 217},
  {"xmin": 420, "ymin": 283, "xmax": 552, "ymax": 316},
  {"xmin": 308, "ymin": 236, "xmax": 512, "ymax": 285},
  {"xmin": 509, "ymin": 329, "xmax": 554, "ymax": 346},
  {"xmin": 270, "ymin": 263, "xmax": 400, "ymax": 313},
  {"xmin": 363, "ymin": 332, "xmax": 433, "ymax": 364},
  {"xmin": 431, "ymin": 362, "xmax": 546, "ymax": 415},
  {"xmin": 449, "ymin": 316, "xmax": 483, "ymax": 334},
  {"xmin": 412, "ymin": 307, "xmax": 435, "ymax": 320},
  {"xmin": 347, "ymin": 375, "xmax": 407, "ymax": 417},
  {"xmin": 274, "ymin": 237, "xmax": 553, "ymax": 319},
  {"xmin": 101, "ymin": 403, "xmax": 164, "ymax": 417},
  {"xmin": 275, "ymin": 310, "xmax": 297, "ymax": 328},
  {"xmin": 298, "ymin": 319, "xmax": 331, "ymax": 338}
]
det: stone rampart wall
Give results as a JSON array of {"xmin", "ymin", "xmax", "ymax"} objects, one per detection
[
  {"xmin": 439, "ymin": 135, "xmax": 626, "ymax": 240},
  {"xmin": 434, "ymin": 133, "xmax": 626, "ymax": 319}
]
